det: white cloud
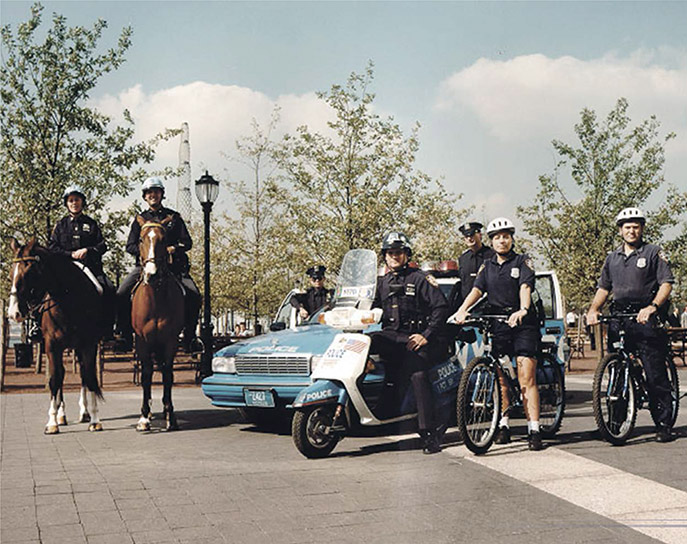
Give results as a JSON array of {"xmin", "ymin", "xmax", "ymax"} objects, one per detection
[
  {"xmin": 92, "ymin": 82, "xmax": 333, "ymax": 212},
  {"xmin": 436, "ymin": 51, "xmax": 687, "ymax": 143}
]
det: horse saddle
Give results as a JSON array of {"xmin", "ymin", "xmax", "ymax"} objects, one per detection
[{"xmin": 72, "ymin": 261, "xmax": 103, "ymax": 295}]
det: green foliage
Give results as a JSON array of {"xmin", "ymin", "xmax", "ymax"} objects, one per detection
[
  {"xmin": 518, "ymin": 98, "xmax": 687, "ymax": 311},
  {"xmin": 274, "ymin": 63, "xmax": 467, "ymax": 273},
  {"xmin": 0, "ymin": 3, "xmax": 177, "ymax": 291}
]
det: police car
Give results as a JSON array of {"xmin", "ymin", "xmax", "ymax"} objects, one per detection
[{"xmin": 201, "ymin": 263, "xmax": 568, "ymax": 418}]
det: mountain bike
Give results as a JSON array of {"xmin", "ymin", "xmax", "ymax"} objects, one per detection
[
  {"xmin": 456, "ymin": 314, "xmax": 566, "ymax": 454},
  {"xmin": 592, "ymin": 314, "xmax": 680, "ymax": 445}
]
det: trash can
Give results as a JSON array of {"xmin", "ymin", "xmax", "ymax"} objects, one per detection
[{"xmin": 14, "ymin": 343, "xmax": 32, "ymax": 368}]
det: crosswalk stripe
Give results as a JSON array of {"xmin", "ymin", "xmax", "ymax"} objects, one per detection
[{"xmin": 444, "ymin": 444, "xmax": 687, "ymax": 543}]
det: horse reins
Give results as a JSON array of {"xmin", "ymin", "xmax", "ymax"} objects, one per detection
[{"xmin": 11, "ymin": 254, "xmax": 56, "ymax": 315}]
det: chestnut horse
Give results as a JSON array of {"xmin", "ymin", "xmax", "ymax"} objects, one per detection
[
  {"xmin": 8, "ymin": 238, "xmax": 105, "ymax": 433},
  {"xmin": 132, "ymin": 217, "xmax": 185, "ymax": 431}
]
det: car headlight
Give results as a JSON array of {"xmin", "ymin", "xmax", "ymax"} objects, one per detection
[
  {"xmin": 212, "ymin": 356, "xmax": 236, "ymax": 373},
  {"xmin": 310, "ymin": 355, "xmax": 323, "ymax": 373}
]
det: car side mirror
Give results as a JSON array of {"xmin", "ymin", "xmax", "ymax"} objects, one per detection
[{"xmin": 270, "ymin": 322, "xmax": 286, "ymax": 332}]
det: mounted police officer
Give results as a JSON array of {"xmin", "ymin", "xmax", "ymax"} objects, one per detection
[
  {"xmin": 371, "ymin": 231, "xmax": 450, "ymax": 454},
  {"xmin": 290, "ymin": 265, "xmax": 333, "ymax": 320},
  {"xmin": 49, "ymin": 185, "xmax": 115, "ymax": 336},
  {"xmin": 115, "ymin": 177, "xmax": 202, "ymax": 352},
  {"xmin": 451, "ymin": 217, "xmax": 544, "ymax": 451},
  {"xmin": 586, "ymin": 207, "xmax": 675, "ymax": 442}
]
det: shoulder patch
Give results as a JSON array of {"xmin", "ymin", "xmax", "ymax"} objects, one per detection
[
  {"xmin": 525, "ymin": 258, "xmax": 534, "ymax": 271},
  {"xmin": 425, "ymin": 274, "xmax": 439, "ymax": 288},
  {"xmin": 658, "ymin": 250, "xmax": 669, "ymax": 263},
  {"xmin": 477, "ymin": 263, "xmax": 485, "ymax": 275}
]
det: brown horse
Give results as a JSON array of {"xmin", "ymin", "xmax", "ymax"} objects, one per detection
[
  {"xmin": 8, "ymin": 238, "xmax": 105, "ymax": 433},
  {"xmin": 132, "ymin": 217, "xmax": 185, "ymax": 431}
]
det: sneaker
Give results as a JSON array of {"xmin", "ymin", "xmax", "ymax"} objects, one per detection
[
  {"xmin": 656, "ymin": 427, "xmax": 675, "ymax": 443},
  {"xmin": 421, "ymin": 431, "xmax": 441, "ymax": 455},
  {"xmin": 528, "ymin": 431, "xmax": 543, "ymax": 451},
  {"xmin": 494, "ymin": 426, "xmax": 511, "ymax": 445}
]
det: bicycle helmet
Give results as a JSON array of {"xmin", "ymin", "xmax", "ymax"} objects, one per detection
[
  {"xmin": 63, "ymin": 185, "xmax": 87, "ymax": 206},
  {"xmin": 486, "ymin": 217, "xmax": 515, "ymax": 238},
  {"xmin": 615, "ymin": 207, "xmax": 645, "ymax": 226},
  {"xmin": 142, "ymin": 176, "xmax": 165, "ymax": 197},
  {"xmin": 381, "ymin": 231, "xmax": 412, "ymax": 256}
]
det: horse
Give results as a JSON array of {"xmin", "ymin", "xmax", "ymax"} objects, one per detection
[
  {"xmin": 8, "ymin": 238, "xmax": 105, "ymax": 433},
  {"xmin": 132, "ymin": 216, "xmax": 185, "ymax": 431}
]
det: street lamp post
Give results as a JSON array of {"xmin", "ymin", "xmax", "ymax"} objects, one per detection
[{"xmin": 195, "ymin": 171, "xmax": 219, "ymax": 379}]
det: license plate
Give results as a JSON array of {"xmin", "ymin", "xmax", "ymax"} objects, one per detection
[{"xmin": 244, "ymin": 389, "xmax": 275, "ymax": 408}]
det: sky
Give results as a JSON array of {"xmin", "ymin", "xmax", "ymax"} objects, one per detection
[{"xmin": 2, "ymin": 0, "xmax": 686, "ymax": 226}]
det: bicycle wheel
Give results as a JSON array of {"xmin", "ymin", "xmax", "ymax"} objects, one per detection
[
  {"xmin": 537, "ymin": 355, "xmax": 566, "ymax": 438},
  {"xmin": 592, "ymin": 354, "xmax": 637, "ymax": 445},
  {"xmin": 665, "ymin": 355, "xmax": 680, "ymax": 428},
  {"xmin": 457, "ymin": 357, "xmax": 501, "ymax": 454}
]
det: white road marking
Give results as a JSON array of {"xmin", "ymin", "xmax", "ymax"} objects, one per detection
[{"xmin": 444, "ymin": 443, "xmax": 687, "ymax": 543}]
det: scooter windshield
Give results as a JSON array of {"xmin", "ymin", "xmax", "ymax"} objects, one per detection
[{"xmin": 332, "ymin": 249, "xmax": 378, "ymax": 311}]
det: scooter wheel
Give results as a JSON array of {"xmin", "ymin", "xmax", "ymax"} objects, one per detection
[{"xmin": 292, "ymin": 405, "xmax": 341, "ymax": 458}]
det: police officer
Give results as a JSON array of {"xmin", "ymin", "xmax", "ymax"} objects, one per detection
[
  {"xmin": 451, "ymin": 217, "xmax": 543, "ymax": 451},
  {"xmin": 115, "ymin": 177, "xmax": 202, "ymax": 352},
  {"xmin": 49, "ymin": 185, "xmax": 116, "ymax": 336},
  {"xmin": 290, "ymin": 265, "xmax": 333, "ymax": 320},
  {"xmin": 448, "ymin": 221, "xmax": 495, "ymax": 312},
  {"xmin": 586, "ymin": 207, "xmax": 675, "ymax": 442},
  {"xmin": 370, "ymin": 231, "xmax": 450, "ymax": 454}
]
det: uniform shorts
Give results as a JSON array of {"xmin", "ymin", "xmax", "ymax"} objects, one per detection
[{"xmin": 492, "ymin": 322, "xmax": 540, "ymax": 358}]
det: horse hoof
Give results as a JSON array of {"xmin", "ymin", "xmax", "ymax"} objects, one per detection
[
  {"xmin": 57, "ymin": 416, "xmax": 68, "ymax": 426},
  {"xmin": 44, "ymin": 425, "xmax": 59, "ymax": 435},
  {"xmin": 136, "ymin": 422, "xmax": 150, "ymax": 432},
  {"xmin": 166, "ymin": 422, "xmax": 179, "ymax": 432},
  {"xmin": 79, "ymin": 413, "xmax": 91, "ymax": 424},
  {"xmin": 88, "ymin": 422, "xmax": 103, "ymax": 432}
]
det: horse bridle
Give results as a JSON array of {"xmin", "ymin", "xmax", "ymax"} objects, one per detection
[
  {"xmin": 11, "ymin": 253, "xmax": 52, "ymax": 314},
  {"xmin": 139, "ymin": 221, "xmax": 171, "ymax": 266}
]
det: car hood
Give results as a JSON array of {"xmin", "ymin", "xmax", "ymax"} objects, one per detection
[{"xmin": 215, "ymin": 324, "xmax": 340, "ymax": 357}]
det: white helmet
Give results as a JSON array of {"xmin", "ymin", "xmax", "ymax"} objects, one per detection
[
  {"xmin": 615, "ymin": 207, "xmax": 645, "ymax": 226},
  {"xmin": 486, "ymin": 217, "xmax": 515, "ymax": 238},
  {"xmin": 63, "ymin": 184, "xmax": 87, "ymax": 205},
  {"xmin": 142, "ymin": 176, "xmax": 165, "ymax": 197}
]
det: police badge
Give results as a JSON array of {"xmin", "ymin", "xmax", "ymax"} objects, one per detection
[
  {"xmin": 511, "ymin": 267, "xmax": 520, "ymax": 279},
  {"xmin": 637, "ymin": 257, "xmax": 646, "ymax": 268}
]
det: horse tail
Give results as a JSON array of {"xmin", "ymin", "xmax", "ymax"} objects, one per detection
[{"xmin": 83, "ymin": 370, "xmax": 105, "ymax": 400}]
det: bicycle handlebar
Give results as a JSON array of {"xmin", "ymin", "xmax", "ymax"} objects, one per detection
[{"xmin": 598, "ymin": 313, "xmax": 639, "ymax": 323}]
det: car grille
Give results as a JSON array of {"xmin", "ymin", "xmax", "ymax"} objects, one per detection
[{"xmin": 235, "ymin": 354, "xmax": 311, "ymax": 375}]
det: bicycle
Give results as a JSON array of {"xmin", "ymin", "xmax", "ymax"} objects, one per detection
[
  {"xmin": 592, "ymin": 314, "xmax": 680, "ymax": 446},
  {"xmin": 456, "ymin": 314, "xmax": 566, "ymax": 454}
]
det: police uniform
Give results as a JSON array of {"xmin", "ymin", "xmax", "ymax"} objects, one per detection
[
  {"xmin": 370, "ymin": 265, "xmax": 449, "ymax": 432},
  {"xmin": 290, "ymin": 287, "xmax": 333, "ymax": 316},
  {"xmin": 598, "ymin": 242, "xmax": 674, "ymax": 428},
  {"xmin": 473, "ymin": 250, "xmax": 540, "ymax": 357},
  {"xmin": 116, "ymin": 206, "xmax": 201, "ymax": 344},
  {"xmin": 49, "ymin": 213, "xmax": 115, "ymax": 332},
  {"xmin": 458, "ymin": 245, "xmax": 496, "ymax": 302}
]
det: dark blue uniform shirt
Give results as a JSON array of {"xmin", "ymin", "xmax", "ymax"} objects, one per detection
[
  {"xmin": 473, "ymin": 251, "xmax": 535, "ymax": 310},
  {"xmin": 49, "ymin": 214, "xmax": 107, "ymax": 276},
  {"xmin": 598, "ymin": 243, "xmax": 673, "ymax": 306},
  {"xmin": 458, "ymin": 245, "xmax": 496, "ymax": 300},
  {"xmin": 125, "ymin": 206, "xmax": 192, "ymax": 275},
  {"xmin": 290, "ymin": 287, "xmax": 333, "ymax": 316},
  {"xmin": 373, "ymin": 266, "xmax": 448, "ymax": 341}
]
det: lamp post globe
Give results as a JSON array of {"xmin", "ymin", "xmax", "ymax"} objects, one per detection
[{"xmin": 195, "ymin": 171, "xmax": 219, "ymax": 379}]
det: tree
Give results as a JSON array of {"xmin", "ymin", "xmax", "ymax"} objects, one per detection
[
  {"xmin": 274, "ymin": 63, "xmax": 466, "ymax": 272},
  {"xmin": 0, "ymin": 3, "xmax": 176, "ymax": 288},
  {"xmin": 518, "ymin": 98, "xmax": 687, "ymax": 311}
]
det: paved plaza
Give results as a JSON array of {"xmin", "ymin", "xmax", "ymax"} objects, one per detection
[{"xmin": 1, "ymin": 372, "xmax": 686, "ymax": 544}]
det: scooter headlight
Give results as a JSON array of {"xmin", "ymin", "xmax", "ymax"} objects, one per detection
[
  {"xmin": 310, "ymin": 355, "xmax": 324, "ymax": 373},
  {"xmin": 212, "ymin": 356, "xmax": 236, "ymax": 374}
]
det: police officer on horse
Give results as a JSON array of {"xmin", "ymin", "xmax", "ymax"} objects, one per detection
[
  {"xmin": 115, "ymin": 177, "xmax": 202, "ymax": 352},
  {"xmin": 49, "ymin": 185, "xmax": 116, "ymax": 335}
]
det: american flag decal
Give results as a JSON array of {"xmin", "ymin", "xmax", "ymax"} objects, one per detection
[{"xmin": 344, "ymin": 339, "xmax": 367, "ymax": 353}]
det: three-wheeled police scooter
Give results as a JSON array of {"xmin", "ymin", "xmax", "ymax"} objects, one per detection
[{"xmin": 291, "ymin": 249, "xmax": 463, "ymax": 458}]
